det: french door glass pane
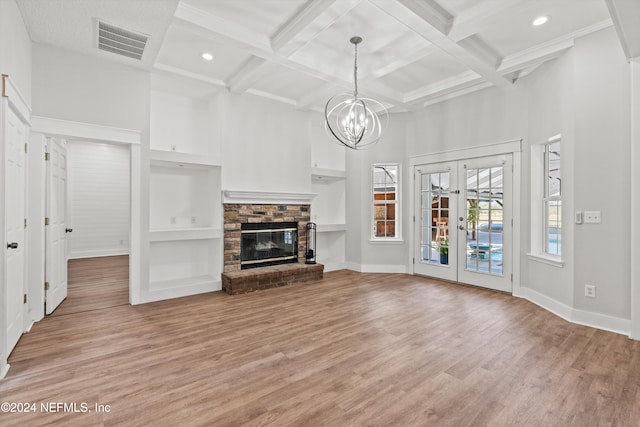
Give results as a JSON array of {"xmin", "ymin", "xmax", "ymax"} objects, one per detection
[
  {"xmin": 421, "ymin": 172, "xmax": 450, "ymax": 264},
  {"xmin": 466, "ymin": 166, "xmax": 504, "ymax": 275}
]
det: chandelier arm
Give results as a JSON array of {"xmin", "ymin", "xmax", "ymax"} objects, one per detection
[{"xmin": 353, "ymin": 41, "xmax": 358, "ymax": 99}]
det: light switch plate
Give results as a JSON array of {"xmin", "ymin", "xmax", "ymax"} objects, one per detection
[
  {"xmin": 575, "ymin": 212, "xmax": 583, "ymax": 224},
  {"xmin": 584, "ymin": 211, "xmax": 601, "ymax": 224}
]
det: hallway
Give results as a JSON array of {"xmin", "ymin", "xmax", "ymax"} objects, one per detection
[{"xmin": 50, "ymin": 255, "xmax": 129, "ymax": 317}]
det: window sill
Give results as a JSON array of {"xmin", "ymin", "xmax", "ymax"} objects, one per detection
[
  {"xmin": 369, "ymin": 238, "xmax": 405, "ymax": 245},
  {"xmin": 527, "ymin": 253, "xmax": 564, "ymax": 268}
]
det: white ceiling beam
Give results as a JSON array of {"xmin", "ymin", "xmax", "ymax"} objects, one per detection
[
  {"xmin": 395, "ymin": 0, "xmax": 453, "ymax": 35},
  {"xmin": 153, "ymin": 63, "xmax": 227, "ymax": 87},
  {"xmin": 272, "ymin": 0, "xmax": 363, "ymax": 57},
  {"xmin": 295, "ymin": 83, "xmax": 343, "ymax": 111},
  {"xmin": 404, "ymin": 70, "xmax": 483, "ymax": 103},
  {"xmin": 448, "ymin": 0, "xmax": 528, "ymax": 42},
  {"xmin": 370, "ymin": 0, "xmax": 512, "ymax": 87},
  {"xmin": 174, "ymin": 3, "xmax": 273, "ymax": 54},
  {"xmin": 423, "ymin": 81, "xmax": 494, "ymax": 107},
  {"xmin": 271, "ymin": 0, "xmax": 337, "ymax": 52},
  {"xmin": 605, "ymin": 0, "xmax": 640, "ymax": 61},
  {"xmin": 227, "ymin": 56, "xmax": 269, "ymax": 94},
  {"xmin": 498, "ymin": 19, "xmax": 613, "ymax": 74}
]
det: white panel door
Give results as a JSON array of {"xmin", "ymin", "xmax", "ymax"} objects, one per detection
[
  {"xmin": 414, "ymin": 154, "xmax": 513, "ymax": 293},
  {"xmin": 45, "ymin": 138, "xmax": 68, "ymax": 314},
  {"xmin": 5, "ymin": 107, "xmax": 26, "ymax": 355}
]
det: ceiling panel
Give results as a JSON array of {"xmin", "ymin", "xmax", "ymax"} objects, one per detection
[
  {"xmin": 17, "ymin": 0, "xmax": 178, "ymax": 68},
  {"xmin": 156, "ymin": 26, "xmax": 252, "ymax": 81},
  {"xmin": 289, "ymin": 0, "xmax": 429, "ymax": 83},
  {"xmin": 376, "ymin": 50, "xmax": 471, "ymax": 93},
  {"xmin": 181, "ymin": 0, "xmax": 310, "ymax": 39},
  {"xmin": 151, "ymin": 72, "xmax": 222, "ymax": 99},
  {"xmin": 249, "ymin": 63, "xmax": 328, "ymax": 102},
  {"xmin": 475, "ymin": 0, "xmax": 611, "ymax": 57}
]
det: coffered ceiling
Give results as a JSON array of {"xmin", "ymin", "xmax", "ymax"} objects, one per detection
[{"xmin": 16, "ymin": 0, "xmax": 639, "ymax": 111}]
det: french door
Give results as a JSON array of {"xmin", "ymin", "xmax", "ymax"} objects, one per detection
[{"xmin": 414, "ymin": 154, "xmax": 513, "ymax": 293}]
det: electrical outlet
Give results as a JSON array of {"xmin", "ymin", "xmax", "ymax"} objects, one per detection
[
  {"xmin": 170, "ymin": 216, "xmax": 176, "ymax": 225},
  {"xmin": 575, "ymin": 212, "xmax": 583, "ymax": 224},
  {"xmin": 584, "ymin": 211, "xmax": 601, "ymax": 224},
  {"xmin": 585, "ymin": 284, "xmax": 596, "ymax": 298}
]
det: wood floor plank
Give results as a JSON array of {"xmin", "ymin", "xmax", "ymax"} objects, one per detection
[{"xmin": 2, "ymin": 267, "xmax": 640, "ymax": 426}]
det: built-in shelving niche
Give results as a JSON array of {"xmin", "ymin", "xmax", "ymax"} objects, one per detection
[
  {"xmin": 146, "ymin": 150, "xmax": 223, "ymax": 301},
  {"xmin": 311, "ymin": 167, "xmax": 346, "ymax": 271}
]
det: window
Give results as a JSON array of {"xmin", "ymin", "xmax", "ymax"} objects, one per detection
[
  {"xmin": 544, "ymin": 140, "xmax": 561, "ymax": 256},
  {"xmin": 372, "ymin": 164, "xmax": 400, "ymax": 240},
  {"xmin": 530, "ymin": 135, "xmax": 562, "ymax": 264}
]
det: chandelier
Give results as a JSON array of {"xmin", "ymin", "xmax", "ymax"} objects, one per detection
[{"xmin": 325, "ymin": 36, "xmax": 388, "ymax": 150}]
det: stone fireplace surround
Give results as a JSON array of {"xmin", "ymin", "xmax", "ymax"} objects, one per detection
[{"xmin": 222, "ymin": 202, "xmax": 323, "ymax": 294}]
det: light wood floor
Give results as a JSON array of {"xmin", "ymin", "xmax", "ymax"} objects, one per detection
[
  {"xmin": 50, "ymin": 256, "xmax": 129, "ymax": 317},
  {"xmin": 2, "ymin": 270, "xmax": 639, "ymax": 426}
]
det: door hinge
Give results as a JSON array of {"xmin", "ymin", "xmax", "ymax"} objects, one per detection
[
  {"xmin": 24, "ymin": 143, "xmax": 27, "ymax": 153},
  {"xmin": 44, "ymin": 282, "xmax": 49, "ymax": 291},
  {"xmin": 24, "ymin": 294, "xmax": 27, "ymax": 304},
  {"xmin": 45, "ymin": 152, "xmax": 50, "ymax": 161},
  {"xmin": 413, "ymin": 215, "xmax": 415, "ymax": 223},
  {"xmin": 413, "ymin": 257, "xmax": 415, "ymax": 264},
  {"xmin": 45, "ymin": 217, "xmax": 50, "ymax": 226},
  {"xmin": 510, "ymin": 273, "xmax": 513, "ymax": 282},
  {"xmin": 24, "ymin": 218, "xmax": 27, "ymax": 228}
]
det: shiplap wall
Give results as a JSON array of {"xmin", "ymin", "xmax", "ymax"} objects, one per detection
[{"xmin": 67, "ymin": 141, "xmax": 130, "ymax": 258}]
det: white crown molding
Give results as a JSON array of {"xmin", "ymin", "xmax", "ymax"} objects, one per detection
[
  {"xmin": 223, "ymin": 190, "xmax": 317, "ymax": 205},
  {"xmin": 31, "ymin": 116, "xmax": 140, "ymax": 145},
  {"xmin": 2, "ymin": 74, "xmax": 31, "ymax": 125}
]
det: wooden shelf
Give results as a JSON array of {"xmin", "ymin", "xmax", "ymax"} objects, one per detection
[
  {"xmin": 317, "ymin": 223, "xmax": 347, "ymax": 233},
  {"xmin": 149, "ymin": 227, "xmax": 222, "ymax": 242},
  {"xmin": 150, "ymin": 150, "xmax": 220, "ymax": 169},
  {"xmin": 311, "ymin": 167, "xmax": 346, "ymax": 184}
]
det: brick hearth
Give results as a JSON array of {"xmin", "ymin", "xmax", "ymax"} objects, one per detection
[{"xmin": 221, "ymin": 263, "xmax": 323, "ymax": 295}]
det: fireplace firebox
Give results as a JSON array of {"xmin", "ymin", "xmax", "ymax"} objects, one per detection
[{"xmin": 240, "ymin": 222, "xmax": 298, "ymax": 269}]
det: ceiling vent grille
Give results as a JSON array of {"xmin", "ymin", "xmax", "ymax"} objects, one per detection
[{"xmin": 97, "ymin": 20, "xmax": 148, "ymax": 60}]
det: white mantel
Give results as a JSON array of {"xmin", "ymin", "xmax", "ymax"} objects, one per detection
[{"xmin": 222, "ymin": 190, "xmax": 317, "ymax": 205}]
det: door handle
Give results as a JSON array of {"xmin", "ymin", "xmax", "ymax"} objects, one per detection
[
  {"xmin": 65, "ymin": 228, "xmax": 73, "ymax": 233},
  {"xmin": 458, "ymin": 225, "xmax": 465, "ymax": 230},
  {"xmin": 7, "ymin": 242, "xmax": 18, "ymax": 249}
]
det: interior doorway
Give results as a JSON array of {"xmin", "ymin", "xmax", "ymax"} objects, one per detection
[{"xmin": 413, "ymin": 153, "xmax": 514, "ymax": 293}]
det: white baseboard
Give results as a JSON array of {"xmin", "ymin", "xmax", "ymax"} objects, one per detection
[
  {"xmin": 69, "ymin": 249, "xmax": 129, "ymax": 259},
  {"xmin": 346, "ymin": 263, "xmax": 407, "ymax": 274},
  {"xmin": 519, "ymin": 287, "xmax": 630, "ymax": 336},
  {"xmin": 135, "ymin": 280, "xmax": 222, "ymax": 305},
  {"xmin": 0, "ymin": 360, "xmax": 9, "ymax": 380},
  {"xmin": 321, "ymin": 262, "xmax": 347, "ymax": 272}
]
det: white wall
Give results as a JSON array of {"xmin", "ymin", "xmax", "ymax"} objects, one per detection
[
  {"xmin": 0, "ymin": 0, "xmax": 32, "ymax": 379},
  {"xmin": 67, "ymin": 141, "xmax": 130, "ymax": 259},
  {"xmin": 0, "ymin": 0, "xmax": 32, "ymax": 103},
  {"xmin": 572, "ymin": 28, "xmax": 631, "ymax": 320},
  {"xmin": 402, "ymin": 27, "xmax": 632, "ymax": 334},
  {"xmin": 346, "ymin": 113, "xmax": 409, "ymax": 272},
  {"xmin": 210, "ymin": 90, "xmax": 312, "ymax": 194},
  {"xmin": 150, "ymin": 90, "xmax": 209, "ymax": 156},
  {"xmin": 32, "ymin": 43, "xmax": 149, "ymax": 304}
]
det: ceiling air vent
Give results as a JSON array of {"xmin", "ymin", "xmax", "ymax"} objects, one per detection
[{"xmin": 97, "ymin": 20, "xmax": 148, "ymax": 60}]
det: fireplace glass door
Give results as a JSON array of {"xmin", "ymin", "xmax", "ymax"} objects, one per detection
[{"xmin": 241, "ymin": 222, "xmax": 298, "ymax": 269}]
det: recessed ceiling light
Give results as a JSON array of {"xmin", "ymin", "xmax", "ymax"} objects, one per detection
[
  {"xmin": 532, "ymin": 16, "xmax": 549, "ymax": 27},
  {"xmin": 201, "ymin": 52, "xmax": 214, "ymax": 61}
]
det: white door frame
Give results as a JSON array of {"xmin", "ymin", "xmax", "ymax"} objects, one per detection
[
  {"xmin": 408, "ymin": 140, "xmax": 522, "ymax": 295},
  {"xmin": 1, "ymin": 75, "xmax": 31, "ymax": 379},
  {"xmin": 29, "ymin": 116, "xmax": 141, "ymax": 319},
  {"xmin": 631, "ymin": 61, "xmax": 640, "ymax": 340}
]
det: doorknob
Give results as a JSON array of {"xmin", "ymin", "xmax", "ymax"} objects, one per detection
[
  {"xmin": 6, "ymin": 242, "xmax": 18, "ymax": 249},
  {"xmin": 65, "ymin": 228, "xmax": 73, "ymax": 233},
  {"xmin": 459, "ymin": 217, "xmax": 465, "ymax": 221},
  {"xmin": 458, "ymin": 225, "xmax": 465, "ymax": 230}
]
